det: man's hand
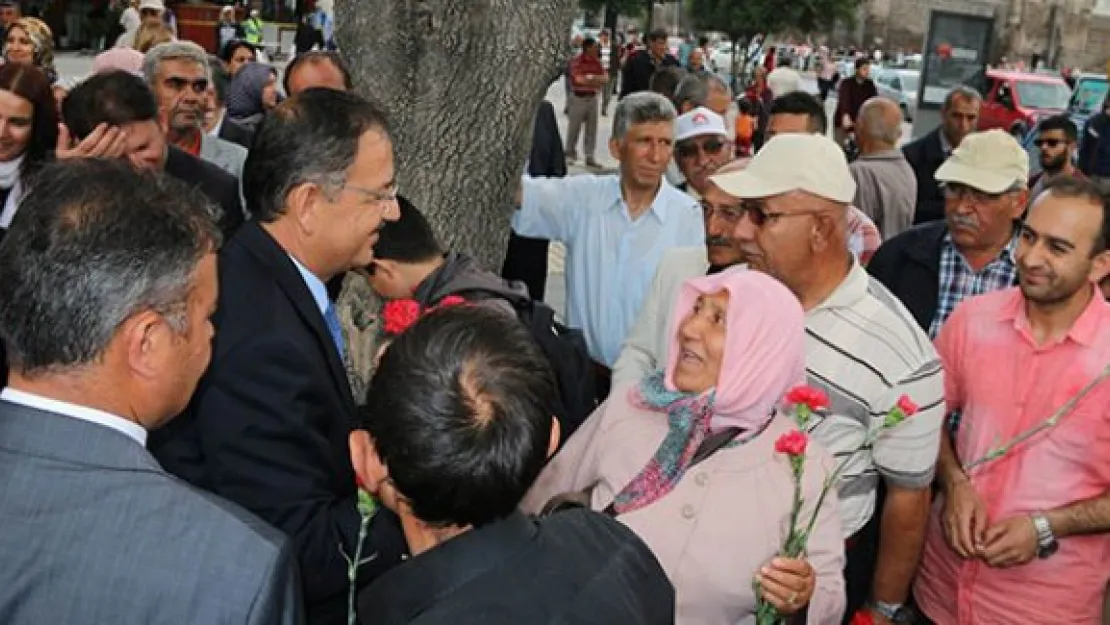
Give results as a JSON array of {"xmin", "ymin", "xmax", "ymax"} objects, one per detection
[
  {"xmin": 757, "ymin": 557, "xmax": 815, "ymax": 616},
  {"xmin": 55, "ymin": 123, "xmax": 128, "ymax": 160},
  {"xmin": 942, "ymin": 479, "xmax": 989, "ymax": 558},
  {"xmin": 981, "ymin": 515, "xmax": 1039, "ymax": 568}
]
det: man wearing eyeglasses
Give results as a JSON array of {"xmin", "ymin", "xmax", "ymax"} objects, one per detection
[
  {"xmin": 144, "ymin": 41, "xmax": 247, "ymax": 183},
  {"xmin": 718, "ymin": 133, "xmax": 945, "ymax": 625},
  {"xmin": 673, "ymin": 106, "xmax": 732, "ymax": 198},
  {"xmin": 1029, "ymin": 114, "xmax": 1084, "ymax": 201},
  {"xmin": 868, "ymin": 130, "xmax": 1028, "ymax": 337}
]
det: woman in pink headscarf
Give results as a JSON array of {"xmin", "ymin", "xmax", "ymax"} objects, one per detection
[{"xmin": 523, "ymin": 267, "xmax": 845, "ymax": 625}]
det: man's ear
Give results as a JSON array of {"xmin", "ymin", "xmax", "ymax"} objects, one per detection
[
  {"xmin": 547, "ymin": 416, "xmax": 561, "ymax": 459},
  {"xmin": 349, "ymin": 429, "xmax": 387, "ymax": 495}
]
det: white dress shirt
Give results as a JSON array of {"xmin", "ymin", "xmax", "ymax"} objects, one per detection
[
  {"xmin": 512, "ymin": 174, "xmax": 704, "ymax": 366},
  {"xmin": 0, "ymin": 387, "xmax": 147, "ymax": 446}
]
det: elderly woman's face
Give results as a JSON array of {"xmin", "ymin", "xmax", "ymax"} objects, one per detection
[
  {"xmin": 5, "ymin": 26, "xmax": 34, "ymax": 65},
  {"xmin": 673, "ymin": 291, "xmax": 729, "ymax": 395}
]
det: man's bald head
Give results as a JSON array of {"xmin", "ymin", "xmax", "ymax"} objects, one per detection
[{"xmin": 857, "ymin": 97, "xmax": 903, "ymax": 152}]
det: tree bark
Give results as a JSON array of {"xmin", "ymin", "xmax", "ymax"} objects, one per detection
[{"xmin": 336, "ymin": 0, "xmax": 577, "ymax": 270}]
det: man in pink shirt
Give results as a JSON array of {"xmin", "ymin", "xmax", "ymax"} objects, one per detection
[{"xmin": 914, "ymin": 176, "xmax": 1110, "ymax": 624}]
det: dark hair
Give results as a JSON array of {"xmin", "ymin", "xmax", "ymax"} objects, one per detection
[
  {"xmin": 770, "ymin": 90, "xmax": 827, "ymax": 134},
  {"xmin": 1037, "ymin": 114, "xmax": 1078, "ymax": 142},
  {"xmin": 1038, "ymin": 176, "xmax": 1110, "ymax": 254},
  {"xmin": 243, "ymin": 88, "xmax": 391, "ymax": 222},
  {"xmin": 220, "ymin": 39, "xmax": 256, "ymax": 64},
  {"xmin": 372, "ymin": 195, "xmax": 441, "ymax": 263},
  {"xmin": 359, "ymin": 305, "xmax": 557, "ymax": 528},
  {"xmin": 282, "ymin": 50, "xmax": 353, "ymax": 95},
  {"xmin": 582, "ymin": 37, "xmax": 597, "ymax": 50},
  {"xmin": 208, "ymin": 54, "xmax": 231, "ymax": 104},
  {"xmin": 0, "ymin": 159, "xmax": 221, "ymax": 373},
  {"xmin": 649, "ymin": 66, "xmax": 684, "ymax": 99},
  {"xmin": 855, "ymin": 57, "xmax": 871, "ymax": 70},
  {"xmin": 778, "ymin": 58, "xmax": 793, "ymax": 68},
  {"xmin": 697, "ymin": 36, "xmax": 709, "ymax": 47},
  {"xmin": 62, "ymin": 70, "xmax": 157, "ymax": 140},
  {"xmin": 0, "ymin": 63, "xmax": 57, "ymax": 182},
  {"xmin": 647, "ymin": 28, "xmax": 668, "ymax": 42}
]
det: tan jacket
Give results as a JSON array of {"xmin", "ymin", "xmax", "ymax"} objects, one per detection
[{"xmin": 522, "ymin": 389, "xmax": 846, "ymax": 625}]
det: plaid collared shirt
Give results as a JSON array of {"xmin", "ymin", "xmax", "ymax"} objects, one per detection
[{"xmin": 928, "ymin": 232, "xmax": 1018, "ymax": 339}]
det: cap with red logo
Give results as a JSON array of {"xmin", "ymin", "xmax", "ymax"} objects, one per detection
[{"xmin": 675, "ymin": 107, "xmax": 729, "ymax": 142}]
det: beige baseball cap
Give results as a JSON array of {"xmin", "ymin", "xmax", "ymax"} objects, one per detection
[
  {"xmin": 935, "ymin": 129, "xmax": 1029, "ymax": 194},
  {"xmin": 709, "ymin": 133, "xmax": 856, "ymax": 204}
]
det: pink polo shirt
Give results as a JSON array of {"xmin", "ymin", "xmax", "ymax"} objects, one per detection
[{"xmin": 915, "ymin": 286, "xmax": 1110, "ymax": 624}]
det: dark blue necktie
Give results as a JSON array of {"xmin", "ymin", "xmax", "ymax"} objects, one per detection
[{"xmin": 323, "ymin": 302, "xmax": 345, "ymax": 357}]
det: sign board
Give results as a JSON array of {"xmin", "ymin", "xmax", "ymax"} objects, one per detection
[{"xmin": 911, "ymin": 10, "xmax": 995, "ymax": 139}]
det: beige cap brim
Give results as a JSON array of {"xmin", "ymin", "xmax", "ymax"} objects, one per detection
[
  {"xmin": 935, "ymin": 160, "xmax": 1020, "ymax": 194},
  {"xmin": 709, "ymin": 169, "xmax": 794, "ymax": 200}
]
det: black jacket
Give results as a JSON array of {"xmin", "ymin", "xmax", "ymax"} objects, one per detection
[
  {"xmin": 149, "ymin": 222, "xmax": 407, "ymax": 625},
  {"xmin": 219, "ymin": 117, "xmax": 255, "ymax": 149},
  {"xmin": 164, "ymin": 146, "xmax": 244, "ymax": 239},
  {"xmin": 866, "ymin": 220, "xmax": 948, "ymax": 333},
  {"xmin": 901, "ymin": 128, "xmax": 948, "ymax": 225},
  {"xmin": 619, "ymin": 49, "xmax": 680, "ymax": 98},
  {"xmin": 358, "ymin": 510, "xmax": 675, "ymax": 625}
]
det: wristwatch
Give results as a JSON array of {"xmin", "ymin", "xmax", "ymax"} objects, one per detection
[
  {"xmin": 1031, "ymin": 513, "xmax": 1059, "ymax": 558},
  {"xmin": 870, "ymin": 601, "xmax": 909, "ymax": 622}
]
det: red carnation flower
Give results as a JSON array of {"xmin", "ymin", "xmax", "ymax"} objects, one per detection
[
  {"xmin": 849, "ymin": 610, "xmax": 876, "ymax": 625},
  {"xmin": 437, "ymin": 295, "xmax": 467, "ymax": 308},
  {"xmin": 382, "ymin": 299, "xmax": 422, "ymax": 335},
  {"xmin": 785, "ymin": 385, "xmax": 830, "ymax": 412},
  {"xmin": 896, "ymin": 394, "xmax": 919, "ymax": 417},
  {"xmin": 774, "ymin": 430, "xmax": 808, "ymax": 457}
]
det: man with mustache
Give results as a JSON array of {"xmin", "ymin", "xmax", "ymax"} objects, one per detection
[
  {"xmin": 868, "ymin": 130, "xmax": 1028, "ymax": 336},
  {"xmin": 914, "ymin": 176, "xmax": 1110, "ymax": 625}
]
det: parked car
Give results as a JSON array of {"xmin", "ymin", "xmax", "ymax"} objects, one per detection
[
  {"xmin": 1020, "ymin": 73, "xmax": 1106, "ymax": 176},
  {"xmin": 975, "ymin": 69, "xmax": 1071, "ymax": 137},
  {"xmin": 874, "ymin": 69, "xmax": 920, "ymax": 121}
]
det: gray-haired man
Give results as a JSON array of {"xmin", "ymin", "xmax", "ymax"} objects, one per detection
[
  {"xmin": 144, "ymin": 41, "xmax": 247, "ymax": 180},
  {"xmin": 513, "ymin": 91, "xmax": 702, "ymax": 396}
]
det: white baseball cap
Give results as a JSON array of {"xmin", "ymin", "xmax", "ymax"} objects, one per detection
[
  {"xmin": 138, "ymin": 0, "xmax": 165, "ymax": 11},
  {"xmin": 675, "ymin": 107, "xmax": 729, "ymax": 142},
  {"xmin": 709, "ymin": 133, "xmax": 856, "ymax": 204},
  {"xmin": 935, "ymin": 129, "xmax": 1029, "ymax": 193}
]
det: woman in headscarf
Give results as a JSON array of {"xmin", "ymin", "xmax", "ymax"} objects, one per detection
[
  {"xmin": 523, "ymin": 268, "xmax": 845, "ymax": 625},
  {"xmin": 4, "ymin": 17, "xmax": 56, "ymax": 84},
  {"xmin": 225, "ymin": 61, "xmax": 278, "ymax": 131}
]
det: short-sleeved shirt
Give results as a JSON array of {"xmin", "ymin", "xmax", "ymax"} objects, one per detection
[
  {"xmin": 915, "ymin": 287, "xmax": 1110, "ymax": 624},
  {"xmin": 512, "ymin": 174, "xmax": 703, "ymax": 366},
  {"xmin": 803, "ymin": 261, "xmax": 945, "ymax": 536}
]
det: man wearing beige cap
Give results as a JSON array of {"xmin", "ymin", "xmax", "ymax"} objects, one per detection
[
  {"xmin": 718, "ymin": 133, "xmax": 945, "ymax": 625},
  {"xmin": 868, "ymin": 129, "xmax": 1027, "ymax": 337}
]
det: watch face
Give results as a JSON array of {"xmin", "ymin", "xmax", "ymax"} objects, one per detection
[{"xmin": 1038, "ymin": 540, "xmax": 1059, "ymax": 558}]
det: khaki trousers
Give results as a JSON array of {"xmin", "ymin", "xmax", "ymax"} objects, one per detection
[{"xmin": 565, "ymin": 92, "xmax": 598, "ymax": 161}]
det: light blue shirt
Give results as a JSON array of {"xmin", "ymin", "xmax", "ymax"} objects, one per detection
[
  {"xmin": 512, "ymin": 174, "xmax": 703, "ymax": 366},
  {"xmin": 288, "ymin": 254, "xmax": 329, "ymax": 316}
]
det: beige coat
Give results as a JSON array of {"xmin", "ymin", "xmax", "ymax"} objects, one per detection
[{"xmin": 523, "ymin": 386, "xmax": 846, "ymax": 625}]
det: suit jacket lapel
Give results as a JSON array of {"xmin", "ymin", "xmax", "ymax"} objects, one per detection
[{"xmin": 235, "ymin": 222, "xmax": 357, "ymax": 416}]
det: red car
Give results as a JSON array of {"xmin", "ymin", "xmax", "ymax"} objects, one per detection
[{"xmin": 976, "ymin": 70, "xmax": 1072, "ymax": 137}]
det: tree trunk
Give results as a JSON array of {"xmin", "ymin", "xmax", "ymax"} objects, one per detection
[{"xmin": 336, "ymin": 0, "xmax": 577, "ymax": 270}]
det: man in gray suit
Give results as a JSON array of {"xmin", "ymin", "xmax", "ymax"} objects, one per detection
[{"xmin": 0, "ymin": 159, "xmax": 302, "ymax": 625}]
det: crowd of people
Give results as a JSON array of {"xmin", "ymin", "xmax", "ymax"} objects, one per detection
[{"xmin": 0, "ymin": 11, "xmax": 1109, "ymax": 625}]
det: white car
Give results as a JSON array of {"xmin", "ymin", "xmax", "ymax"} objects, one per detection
[{"xmin": 874, "ymin": 68, "xmax": 920, "ymax": 122}]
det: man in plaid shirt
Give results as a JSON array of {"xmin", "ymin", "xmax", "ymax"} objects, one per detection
[{"xmin": 868, "ymin": 130, "xmax": 1029, "ymax": 336}]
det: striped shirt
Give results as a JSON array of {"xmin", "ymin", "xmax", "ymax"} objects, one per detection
[{"xmin": 803, "ymin": 261, "xmax": 945, "ymax": 537}]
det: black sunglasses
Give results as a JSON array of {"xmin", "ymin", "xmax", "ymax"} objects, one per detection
[
  {"xmin": 677, "ymin": 138, "xmax": 726, "ymax": 159},
  {"xmin": 164, "ymin": 76, "xmax": 209, "ymax": 94}
]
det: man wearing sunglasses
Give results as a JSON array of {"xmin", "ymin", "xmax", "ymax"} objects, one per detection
[
  {"xmin": 144, "ymin": 41, "xmax": 247, "ymax": 184},
  {"xmin": 673, "ymin": 106, "xmax": 732, "ymax": 198},
  {"xmin": 869, "ymin": 130, "xmax": 1027, "ymax": 337},
  {"xmin": 716, "ymin": 133, "xmax": 945, "ymax": 625},
  {"xmin": 1029, "ymin": 114, "xmax": 1084, "ymax": 200}
]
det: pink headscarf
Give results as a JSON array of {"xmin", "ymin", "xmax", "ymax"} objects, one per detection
[
  {"xmin": 662, "ymin": 267, "xmax": 806, "ymax": 430},
  {"xmin": 92, "ymin": 48, "xmax": 144, "ymax": 76}
]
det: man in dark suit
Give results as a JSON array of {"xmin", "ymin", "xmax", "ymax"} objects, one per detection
[
  {"xmin": 62, "ymin": 70, "xmax": 244, "ymax": 237},
  {"xmin": 902, "ymin": 86, "xmax": 981, "ymax": 225},
  {"xmin": 0, "ymin": 159, "xmax": 301, "ymax": 624},
  {"xmin": 149, "ymin": 89, "xmax": 406, "ymax": 625},
  {"xmin": 501, "ymin": 100, "xmax": 566, "ymax": 300}
]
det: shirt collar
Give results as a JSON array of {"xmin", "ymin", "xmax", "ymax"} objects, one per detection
[
  {"xmin": 208, "ymin": 110, "xmax": 225, "ymax": 137},
  {"xmin": 608, "ymin": 175, "xmax": 673, "ymax": 224},
  {"xmin": 0, "ymin": 387, "xmax": 148, "ymax": 446},
  {"xmin": 288, "ymin": 254, "xmax": 330, "ymax": 315},
  {"xmin": 943, "ymin": 230, "xmax": 1019, "ymax": 266},
  {"xmin": 358, "ymin": 512, "xmax": 538, "ymax": 622},
  {"xmin": 808, "ymin": 258, "xmax": 869, "ymax": 313},
  {"xmin": 1001, "ymin": 284, "xmax": 1109, "ymax": 348},
  {"xmin": 858, "ymin": 148, "xmax": 904, "ymax": 161},
  {"xmin": 938, "ymin": 130, "xmax": 953, "ymax": 155}
]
